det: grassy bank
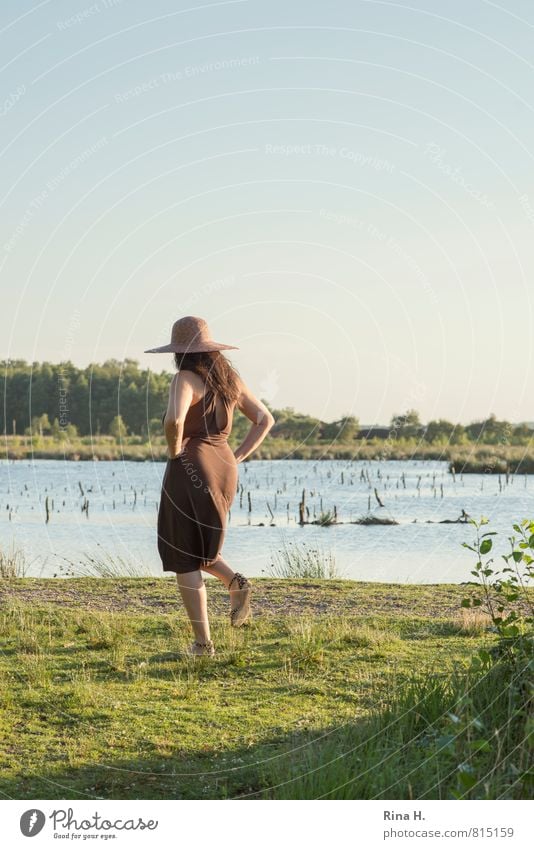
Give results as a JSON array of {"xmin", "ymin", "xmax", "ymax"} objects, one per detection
[
  {"xmin": 0, "ymin": 577, "xmax": 529, "ymax": 800},
  {"xmin": 2, "ymin": 434, "xmax": 534, "ymax": 471}
]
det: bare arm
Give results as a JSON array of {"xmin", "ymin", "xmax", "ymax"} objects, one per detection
[
  {"xmin": 233, "ymin": 379, "xmax": 275, "ymax": 463},
  {"xmin": 163, "ymin": 372, "xmax": 194, "ymax": 459}
]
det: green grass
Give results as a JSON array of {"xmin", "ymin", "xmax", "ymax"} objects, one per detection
[
  {"xmin": 3, "ymin": 434, "xmax": 534, "ymax": 470},
  {"xmin": 0, "ymin": 578, "xmax": 529, "ymax": 800}
]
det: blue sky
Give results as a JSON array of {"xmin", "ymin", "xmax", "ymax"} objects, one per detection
[{"xmin": 1, "ymin": 0, "xmax": 533, "ymax": 423}]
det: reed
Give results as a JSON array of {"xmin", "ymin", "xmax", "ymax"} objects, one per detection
[
  {"xmin": 3, "ymin": 434, "xmax": 534, "ymax": 469},
  {"xmin": 62, "ymin": 548, "xmax": 152, "ymax": 579},
  {"xmin": 0, "ymin": 544, "xmax": 28, "ymax": 578},
  {"xmin": 266, "ymin": 540, "xmax": 341, "ymax": 579}
]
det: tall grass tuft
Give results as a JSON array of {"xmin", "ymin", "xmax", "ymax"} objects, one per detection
[
  {"xmin": 65, "ymin": 547, "xmax": 152, "ymax": 578},
  {"xmin": 314, "ymin": 510, "xmax": 337, "ymax": 527},
  {"xmin": 0, "ymin": 544, "xmax": 28, "ymax": 578},
  {"xmin": 266, "ymin": 540, "xmax": 341, "ymax": 579}
]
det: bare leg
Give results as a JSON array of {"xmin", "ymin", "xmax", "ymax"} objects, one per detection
[
  {"xmin": 201, "ymin": 554, "xmax": 235, "ymax": 588},
  {"xmin": 175, "ymin": 571, "xmax": 211, "ymax": 643}
]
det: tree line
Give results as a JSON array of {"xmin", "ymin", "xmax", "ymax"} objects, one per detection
[{"xmin": 1, "ymin": 359, "xmax": 531, "ymax": 445}]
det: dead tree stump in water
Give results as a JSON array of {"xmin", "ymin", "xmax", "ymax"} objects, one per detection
[
  {"xmin": 298, "ymin": 489, "xmax": 306, "ymax": 525},
  {"xmin": 374, "ymin": 488, "xmax": 385, "ymax": 508}
]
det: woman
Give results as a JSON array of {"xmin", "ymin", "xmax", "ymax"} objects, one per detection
[{"xmin": 145, "ymin": 316, "xmax": 275, "ymax": 656}]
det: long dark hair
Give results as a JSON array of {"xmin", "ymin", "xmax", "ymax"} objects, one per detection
[{"xmin": 174, "ymin": 351, "xmax": 240, "ymax": 403}]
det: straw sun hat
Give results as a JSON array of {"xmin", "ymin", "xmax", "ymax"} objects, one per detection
[{"xmin": 144, "ymin": 316, "xmax": 238, "ymax": 354}]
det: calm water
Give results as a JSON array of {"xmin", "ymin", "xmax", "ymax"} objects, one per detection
[{"xmin": 1, "ymin": 459, "xmax": 533, "ymax": 583}]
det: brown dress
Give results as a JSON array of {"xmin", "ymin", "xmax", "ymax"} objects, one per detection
[{"xmin": 157, "ymin": 386, "xmax": 238, "ymax": 573}]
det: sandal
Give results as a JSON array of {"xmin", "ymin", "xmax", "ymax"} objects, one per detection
[
  {"xmin": 229, "ymin": 572, "xmax": 252, "ymax": 627},
  {"xmin": 186, "ymin": 639, "xmax": 215, "ymax": 657}
]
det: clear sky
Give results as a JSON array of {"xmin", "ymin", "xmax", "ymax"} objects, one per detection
[{"xmin": 1, "ymin": 0, "xmax": 533, "ymax": 424}]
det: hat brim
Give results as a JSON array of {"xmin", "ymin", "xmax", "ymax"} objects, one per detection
[{"xmin": 144, "ymin": 341, "xmax": 238, "ymax": 353}]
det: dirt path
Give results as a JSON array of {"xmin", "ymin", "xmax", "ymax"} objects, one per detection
[{"xmin": 0, "ymin": 577, "xmax": 473, "ymax": 619}]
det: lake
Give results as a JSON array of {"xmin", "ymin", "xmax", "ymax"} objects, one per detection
[{"xmin": 1, "ymin": 458, "xmax": 532, "ymax": 583}]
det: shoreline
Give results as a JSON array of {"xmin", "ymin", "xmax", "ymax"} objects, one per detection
[{"xmin": 2, "ymin": 441, "xmax": 534, "ymax": 472}]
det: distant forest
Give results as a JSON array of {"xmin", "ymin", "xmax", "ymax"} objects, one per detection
[{"xmin": 1, "ymin": 359, "xmax": 532, "ymax": 445}]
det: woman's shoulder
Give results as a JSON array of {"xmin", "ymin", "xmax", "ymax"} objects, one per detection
[
  {"xmin": 233, "ymin": 373, "xmax": 245, "ymax": 397},
  {"xmin": 174, "ymin": 368, "xmax": 200, "ymax": 383},
  {"xmin": 173, "ymin": 369, "xmax": 206, "ymax": 392}
]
